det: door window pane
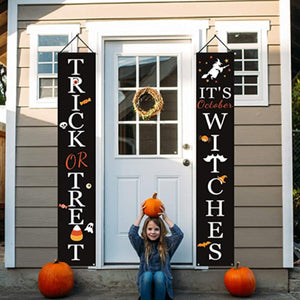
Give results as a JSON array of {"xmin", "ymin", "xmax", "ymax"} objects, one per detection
[
  {"xmin": 139, "ymin": 57, "xmax": 156, "ymax": 87},
  {"xmin": 160, "ymin": 124, "xmax": 177, "ymax": 155},
  {"xmin": 118, "ymin": 57, "xmax": 136, "ymax": 87},
  {"xmin": 119, "ymin": 124, "xmax": 136, "ymax": 155},
  {"xmin": 119, "ymin": 91, "xmax": 136, "ymax": 121},
  {"xmin": 140, "ymin": 125, "xmax": 157, "ymax": 154},
  {"xmin": 160, "ymin": 56, "xmax": 177, "ymax": 87},
  {"xmin": 160, "ymin": 90, "xmax": 177, "ymax": 121}
]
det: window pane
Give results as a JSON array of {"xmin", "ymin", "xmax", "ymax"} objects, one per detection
[
  {"xmin": 244, "ymin": 61, "xmax": 258, "ymax": 71},
  {"xmin": 160, "ymin": 90, "xmax": 177, "ymax": 121},
  {"xmin": 119, "ymin": 91, "xmax": 136, "ymax": 121},
  {"xmin": 244, "ymin": 76, "xmax": 258, "ymax": 84},
  {"xmin": 54, "ymin": 52, "xmax": 58, "ymax": 62},
  {"xmin": 160, "ymin": 56, "xmax": 177, "ymax": 87},
  {"xmin": 119, "ymin": 124, "xmax": 136, "ymax": 155},
  {"xmin": 40, "ymin": 78, "xmax": 53, "ymax": 87},
  {"xmin": 234, "ymin": 76, "xmax": 242, "ymax": 84},
  {"xmin": 234, "ymin": 85, "xmax": 242, "ymax": 95},
  {"xmin": 38, "ymin": 52, "xmax": 52, "ymax": 62},
  {"xmin": 140, "ymin": 125, "xmax": 157, "ymax": 155},
  {"xmin": 160, "ymin": 124, "xmax": 177, "ymax": 155},
  {"xmin": 40, "ymin": 87, "xmax": 53, "ymax": 98},
  {"xmin": 54, "ymin": 63, "xmax": 58, "ymax": 73},
  {"xmin": 227, "ymin": 32, "xmax": 257, "ymax": 43},
  {"xmin": 244, "ymin": 49, "xmax": 258, "ymax": 59},
  {"xmin": 233, "ymin": 49, "xmax": 242, "ymax": 59},
  {"xmin": 234, "ymin": 61, "xmax": 242, "ymax": 71},
  {"xmin": 139, "ymin": 57, "xmax": 156, "ymax": 87},
  {"xmin": 245, "ymin": 86, "xmax": 258, "ymax": 95},
  {"xmin": 38, "ymin": 64, "xmax": 52, "ymax": 74},
  {"xmin": 54, "ymin": 87, "xmax": 58, "ymax": 97},
  {"xmin": 38, "ymin": 35, "xmax": 68, "ymax": 46},
  {"xmin": 118, "ymin": 57, "xmax": 136, "ymax": 87}
]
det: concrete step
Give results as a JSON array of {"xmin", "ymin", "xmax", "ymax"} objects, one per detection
[
  {"xmin": 290, "ymin": 293, "xmax": 300, "ymax": 300},
  {"xmin": 289, "ymin": 279, "xmax": 300, "ymax": 292},
  {"xmin": 0, "ymin": 266, "xmax": 289, "ymax": 293},
  {"xmin": 0, "ymin": 290, "xmax": 297, "ymax": 300}
]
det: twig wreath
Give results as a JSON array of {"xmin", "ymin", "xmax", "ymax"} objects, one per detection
[{"xmin": 132, "ymin": 87, "xmax": 164, "ymax": 119}]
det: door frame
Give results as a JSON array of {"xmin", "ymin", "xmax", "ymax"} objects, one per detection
[{"xmin": 86, "ymin": 19, "xmax": 209, "ymax": 269}]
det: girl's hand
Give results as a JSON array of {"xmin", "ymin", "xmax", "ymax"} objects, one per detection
[
  {"xmin": 159, "ymin": 204, "xmax": 167, "ymax": 220},
  {"xmin": 139, "ymin": 200, "xmax": 146, "ymax": 217},
  {"xmin": 159, "ymin": 204, "xmax": 174, "ymax": 228},
  {"xmin": 133, "ymin": 201, "xmax": 146, "ymax": 226}
]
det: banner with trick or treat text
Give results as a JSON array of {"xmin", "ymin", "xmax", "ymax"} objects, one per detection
[
  {"xmin": 58, "ymin": 52, "xmax": 96, "ymax": 266},
  {"xmin": 196, "ymin": 52, "xmax": 234, "ymax": 266}
]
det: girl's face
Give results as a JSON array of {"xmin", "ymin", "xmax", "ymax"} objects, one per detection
[{"xmin": 146, "ymin": 220, "xmax": 161, "ymax": 241}]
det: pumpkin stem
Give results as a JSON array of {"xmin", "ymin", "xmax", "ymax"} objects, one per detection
[
  {"xmin": 152, "ymin": 192, "xmax": 157, "ymax": 199},
  {"xmin": 54, "ymin": 259, "xmax": 59, "ymax": 264},
  {"xmin": 236, "ymin": 261, "xmax": 240, "ymax": 269}
]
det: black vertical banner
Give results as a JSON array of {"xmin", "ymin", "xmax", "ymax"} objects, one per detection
[
  {"xmin": 58, "ymin": 53, "xmax": 96, "ymax": 266},
  {"xmin": 196, "ymin": 52, "xmax": 234, "ymax": 266}
]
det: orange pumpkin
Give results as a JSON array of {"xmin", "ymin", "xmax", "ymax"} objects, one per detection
[
  {"xmin": 224, "ymin": 262, "xmax": 256, "ymax": 297},
  {"xmin": 38, "ymin": 259, "xmax": 74, "ymax": 298},
  {"xmin": 144, "ymin": 192, "xmax": 163, "ymax": 217}
]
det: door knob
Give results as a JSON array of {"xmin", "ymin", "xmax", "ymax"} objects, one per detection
[{"xmin": 183, "ymin": 159, "xmax": 190, "ymax": 166}]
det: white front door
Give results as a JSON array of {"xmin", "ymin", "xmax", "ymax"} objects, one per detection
[{"xmin": 104, "ymin": 40, "xmax": 193, "ymax": 265}]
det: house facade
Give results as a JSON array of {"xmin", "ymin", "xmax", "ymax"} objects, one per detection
[{"xmin": 5, "ymin": 0, "xmax": 293, "ymax": 291}]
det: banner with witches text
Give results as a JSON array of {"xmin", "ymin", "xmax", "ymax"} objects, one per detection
[
  {"xmin": 196, "ymin": 52, "xmax": 234, "ymax": 266},
  {"xmin": 58, "ymin": 53, "xmax": 96, "ymax": 266}
]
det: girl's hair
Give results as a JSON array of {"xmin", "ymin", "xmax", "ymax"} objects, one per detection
[{"xmin": 141, "ymin": 217, "xmax": 168, "ymax": 265}]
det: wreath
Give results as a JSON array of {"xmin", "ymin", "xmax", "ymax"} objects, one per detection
[{"xmin": 132, "ymin": 87, "xmax": 164, "ymax": 120}]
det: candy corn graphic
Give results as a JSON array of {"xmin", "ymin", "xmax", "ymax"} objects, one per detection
[{"xmin": 70, "ymin": 225, "xmax": 83, "ymax": 241}]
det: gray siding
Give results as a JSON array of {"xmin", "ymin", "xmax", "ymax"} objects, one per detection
[{"xmin": 16, "ymin": 1, "xmax": 282, "ymax": 268}]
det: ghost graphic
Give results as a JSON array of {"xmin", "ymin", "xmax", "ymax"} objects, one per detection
[{"xmin": 84, "ymin": 222, "xmax": 94, "ymax": 234}]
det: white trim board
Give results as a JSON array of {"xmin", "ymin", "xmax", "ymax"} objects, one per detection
[{"xmin": 280, "ymin": 0, "xmax": 293, "ymax": 268}]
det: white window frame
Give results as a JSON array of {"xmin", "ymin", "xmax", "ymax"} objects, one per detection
[
  {"xmin": 215, "ymin": 21, "xmax": 270, "ymax": 106},
  {"xmin": 27, "ymin": 24, "xmax": 80, "ymax": 108}
]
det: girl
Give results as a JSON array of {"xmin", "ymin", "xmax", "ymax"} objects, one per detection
[{"xmin": 128, "ymin": 202, "xmax": 184, "ymax": 300}]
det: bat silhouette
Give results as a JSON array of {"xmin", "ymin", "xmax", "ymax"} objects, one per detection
[{"xmin": 197, "ymin": 241, "xmax": 211, "ymax": 248}]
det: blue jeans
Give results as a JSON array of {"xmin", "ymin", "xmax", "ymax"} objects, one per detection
[{"xmin": 140, "ymin": 271, "xmax": 167, "ymax": 300}]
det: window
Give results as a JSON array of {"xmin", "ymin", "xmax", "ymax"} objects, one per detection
[
  {"xmin": 27, "ymin": 25, "xmax": 80, "ymax": 108},
  {"xmin": 215, "ymin": 21, "xmax": 270, "ymax": 106},
  {"xmin": 118, "ymin": 55, "xmax": 179, "ymax": 156}
]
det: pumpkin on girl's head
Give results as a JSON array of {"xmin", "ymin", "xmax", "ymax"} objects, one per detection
[
  {"xmin": 143, "ymin": 192, "xmax": 163, "ymax": 217},
  {"xmin": 224, "ymin": 262, "xmax": 256, "ymax": 297},
  {"xmin": 38, "ymin": 259, "xmax": 74, "ymax": 298}
]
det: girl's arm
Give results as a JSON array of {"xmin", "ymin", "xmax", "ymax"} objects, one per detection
[
  {"xmin": 159, "ymin": 205, "xmax": 184, "ymax": 258},
  {"xmin": 128, "ymin": 201, "xmax": 146, "ymax": 256}
]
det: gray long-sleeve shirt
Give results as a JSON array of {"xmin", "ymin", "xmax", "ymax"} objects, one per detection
[{"xmin": 128, "ymin": 223, "xmax": 184, "ymax": 299}]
